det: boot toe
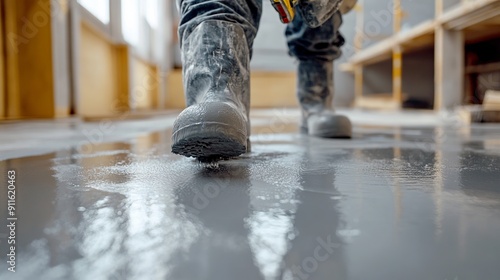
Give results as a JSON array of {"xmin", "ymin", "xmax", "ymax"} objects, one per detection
[
  {"xmin": 307, "ymin": 113, "xmax": 352, "ymax": 139},
  {"xmin": 172, "ymin": 102, "xmax": 249, "ymax": 161}
]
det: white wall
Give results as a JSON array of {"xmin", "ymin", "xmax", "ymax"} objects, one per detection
[{"xmin": 251, "ymin": 1, "xmax": 295, "ymax": 71}]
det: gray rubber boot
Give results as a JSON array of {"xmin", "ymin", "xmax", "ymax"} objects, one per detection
[
  {"xmin": 171, "ymin": 21, "xmax": 251, "ymax": 162},
  {"xmin": 298, "ymin": 60, "xmax": 352, "ymax": 138}
]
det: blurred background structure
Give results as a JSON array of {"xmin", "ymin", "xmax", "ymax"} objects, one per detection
[{"xmin": 0, "ymin": 0, "xmax": 499, "ymax": 120}]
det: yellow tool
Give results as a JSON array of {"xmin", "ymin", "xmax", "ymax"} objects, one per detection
[
  {"xmin": 270, "ymin": 0, "xmax": 299, "ymax": 24},
  {"xmin": 271, "ymin": 1, "xmax": 359, "ymax": 24}
]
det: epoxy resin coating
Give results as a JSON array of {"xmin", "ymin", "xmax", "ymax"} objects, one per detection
[{"xmin": 1, "ymin": 113, "xmax": 500, "ymax": 280}]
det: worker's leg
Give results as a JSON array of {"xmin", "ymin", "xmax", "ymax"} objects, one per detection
[
  {"xmin": 285, "ymin": 3, "xmax": 352, "ymax": 138},
  {"xmin": 177, "ymin": 0, "xmax": 262, "ymax": 52},
  {"xmin": 172, "ymin": 0, "xmax": 263, "ymax": 161}
]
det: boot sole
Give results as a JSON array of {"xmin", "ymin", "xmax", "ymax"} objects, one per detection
[
  {"xmin": 172, "ymin": 122, "xmax": 247, "ymax": 162},
  {"xmin": 301, "ymin": 126, "xmax": 352, "ymax": 139},
  {"xmin": 302, "ymin": 114, "xmax": 353, "ymax": 138}
]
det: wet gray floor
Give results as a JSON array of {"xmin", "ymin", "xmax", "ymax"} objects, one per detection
[{"xmin": 1, "ymin": 110, "xmax": 500, "ymax": 280}]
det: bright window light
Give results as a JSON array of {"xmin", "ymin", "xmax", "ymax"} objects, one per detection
[
  {"xmin": 145, "ymin": 0, "xmax": 160, "ymax": 30},
  {"xmin": 78, "ymin": 0, "xmax": 110, "ymax": 24},
  {"xmin": 122, "ymin": 0, "xmax": 141, "ymax": 46}
]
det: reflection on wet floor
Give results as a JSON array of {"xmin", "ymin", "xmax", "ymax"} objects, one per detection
[{"xmin": 1, "ymin": 120, "xmax": 500, "ymax": 280}]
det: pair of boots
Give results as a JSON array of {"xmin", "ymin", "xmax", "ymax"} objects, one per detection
[{"xmin": 172, "ymin": 18, "xmax": 351, "ymax": 162}]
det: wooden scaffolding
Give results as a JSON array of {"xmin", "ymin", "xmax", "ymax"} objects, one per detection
[{"xmin": 341, "ymin": 0, "xmax": 500, "ymax": 111}]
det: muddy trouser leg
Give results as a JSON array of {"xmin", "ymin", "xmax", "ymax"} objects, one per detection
[
  {"xmin": 286, "ymin": 0, "xmax": 345, "ymax": 66},
  {"xmin": 177, "ymin": 0, "xmax": 262, "ymax": 61},
  {"xmin": 285, "ymin": 2, "xmax": 352, "ymax": 138},
  {"xmin": 293, "ymin": 0, "xmax": 345, "ymax": 28},
  {"xmin": 172, "ymin": 0, "xmax": 263, "ymax": 161}
]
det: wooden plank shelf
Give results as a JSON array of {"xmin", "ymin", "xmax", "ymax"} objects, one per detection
[
  {"xmin": 342, "ymin": 20, "xmax": 436, "ymax": 72},
  {"xmin": 354, "ymin": 94, "xmax": 402, "ymax": 110},
  {"xmin": 440, "ymin": 0, "xmax": 500, "ymax": 30},
  {"xmin": 341, "ymin": 0, "xmax": 500, "ymax": 111},
  {"xmin": 465, "ymin": 62, "xmax": 500, "ymax": 74}
]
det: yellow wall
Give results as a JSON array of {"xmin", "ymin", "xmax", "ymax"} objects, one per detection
[
  {"xmin": 165, "ymin": 69, "xmax": 184, "ymax": 109},
  {"xmin": 165, "ymin": 70, "xmax": 298, "ymax": 109},
  {"xmin": 4, "ymin": 0, "xmax": 21, "ymax": 118},
  {"xmin": 132, "ymin": 58, "xmax": 159, "ymax": 110},
  {"xmin": 79, "ymin": 22, "xmax": 129, "ymax": 117},
  {"xmin": 250, "ymin": 72, "xmax": 297, "ymax": 108},
  {"xmin": 3, "ymin": 0, "xmax": 55, "ymax": 119},
  {"xmin": 0, "ymin": 1, "xmax": 5, "ymax": 119}
]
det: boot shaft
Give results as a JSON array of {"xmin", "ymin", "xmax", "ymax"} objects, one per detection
[
  {"xmin": 181, "ymin": 21, "xmax": 251, "ymax": 118},
  {"xmin": 298, "ymin": 60, "xmax": 334, "ymax": 113}
]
